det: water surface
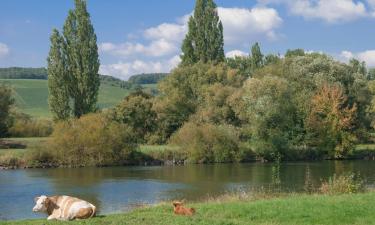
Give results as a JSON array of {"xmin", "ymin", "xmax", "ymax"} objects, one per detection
[{"xmin": 1, "ymin": 161, "xmax": 375, "ymax": 220}]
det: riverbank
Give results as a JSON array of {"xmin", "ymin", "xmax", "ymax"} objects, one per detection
[
  {"xmin": 2, "ymin": 192, "xmax": 375, "ymax": 225},
  {"xmin": 1, "ymin": 137, "xmax": 375, "ymax": 169}
]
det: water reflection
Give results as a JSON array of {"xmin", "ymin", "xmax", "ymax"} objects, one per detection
[{"xmin": 1, "ymin": 161, "xmax": 375, "ymax": 220}]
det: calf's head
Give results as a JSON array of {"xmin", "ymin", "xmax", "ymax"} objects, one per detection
[
  {"xmin": 33, "ymin": 195, "xmax": 50, "ymax": 212},
  {"xmin": 173, "ymin": 201, "xmax": 183, "ymax": 208}
]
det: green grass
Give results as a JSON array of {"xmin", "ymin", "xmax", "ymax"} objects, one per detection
[
  {"xmin": 0, "ymin": 137, "xmax": 49, "ymax": 157},
  {"xmin": 3, "ymin": 192, "xmax": 375, "ymax": 225},
  {"xmin": 139, "ymin": 145, "xmax": 180, "ymax": 153},
  {"xmin": 355, "ymin": 144, "xmax": 375, "ymax": 151},
  {"xmin": 0, "ymin": 79, "xmax": 131, "ymax": 118}
]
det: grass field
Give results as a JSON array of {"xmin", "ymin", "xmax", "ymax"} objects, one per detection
[
  {"xmin": 2, "ymin": 192, "xmax": 375, "ymax": 225},
  {"xmin": 0, "ymin": 79, "xmax": 132, "ymax": 118}
]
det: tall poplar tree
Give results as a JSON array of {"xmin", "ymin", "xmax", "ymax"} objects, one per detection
[
  {"xmin": 47, "ymin": 0, "xmax": 100, "ymax": 119},
  {"xmin": 64, "ymin": 0, "xmax": 100, "ymax": 118},
  {"xmin": 251, "ymin": 42, "xmax": 264, "ymax": 70},
  {"xmin": 181, "ymin": 0, "xmax": 224, "ymax": 65},
  {"xmin": 48, "ymin": 29, "xmax": 71, "ymax": 121},
  {"xmin": 0, "ymin": 84, "xmax": 14, "ymax": 138}
]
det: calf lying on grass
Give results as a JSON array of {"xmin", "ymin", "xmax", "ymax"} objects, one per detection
[
  {"xmin": 173, "ymin": 201, "xmax": 195, "ymax": 216},
  {"xmin": 33, "ymin": 195, "xmax": 96, "ymax": 221}
]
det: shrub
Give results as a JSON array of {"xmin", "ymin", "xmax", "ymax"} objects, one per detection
[
  {"xmin": 319, "ymin": 173, "xmax": 365, "ymax": 194},
  {"xmin": 170, "ymin": 122, "xmax": 241, "ymax": 163},
  {"xmin": 40, "ymin": 113, "xmax": 138, "ymax": 167},
  {"xmin": 0, "ymin": 152, "xmax": 24, "ymax": 168},
  {"xmin": 9, "ymin": 112, "xmax": 53, "ymax": 137},
  {"xmin": 113, "ymin": 90, "xmax": 156, "ymax": 143},
  {"xmin": 25, "ymin": 145, "xmax": 58, "ymax": 168}
]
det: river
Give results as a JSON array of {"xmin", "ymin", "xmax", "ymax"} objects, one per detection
[{"xmin": 1, "ymin": 161, "xmax": 375, "ymax": 220}]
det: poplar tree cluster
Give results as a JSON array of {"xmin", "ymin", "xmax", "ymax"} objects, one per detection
[{"xmin": 48, "ymin": 0, "xmax": 100, "ymax": 120}]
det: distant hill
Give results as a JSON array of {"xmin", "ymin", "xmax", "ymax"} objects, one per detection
[
  {"xmin": 128, "ymin": 73, "xmax": 168, "ymax": 84},
  {"xmin": 0, "ymin": 67, "xmax": 48, "ymax": 79},
  {"xmin": 0, "ymin": 67, "xmax": 168, "ymax": 83},
  {"xmin": 0, "ymin": 67, "xmax": 130, "ymax": 88},
  {"xmin": 0, "ymin": 79, "xmax": 132, "ymax": 118},
  {"xmin": 0, "ymin": 68, "xmax": 164, "ymax": 117}
]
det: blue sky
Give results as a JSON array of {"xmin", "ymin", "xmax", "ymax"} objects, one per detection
[{"xmin": 1, "ymin": 0, "xmax": 375, "ymax": 80}]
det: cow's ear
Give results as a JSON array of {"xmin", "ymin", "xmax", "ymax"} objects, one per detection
[{"xmin": 34, "ymin": 197, "xmax": 39, "ymax": 203}]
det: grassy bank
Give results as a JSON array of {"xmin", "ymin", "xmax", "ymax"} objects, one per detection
[
  {"xmin": 2, "ymin": 192, "xmax": 375, "ymax": 225},
  {"xmin": 1, "ymin": 137, "xmax": 375, "ymax": 169}
]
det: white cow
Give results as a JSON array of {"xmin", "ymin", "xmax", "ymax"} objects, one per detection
[{"xmin": 33, "ymin": 195, "xmax": 96, "ymax": 221}]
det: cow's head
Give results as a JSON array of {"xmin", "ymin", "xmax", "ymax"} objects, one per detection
[{"xmin": 32, "ymin": 195, "xmax": 50, "ymax": 212}]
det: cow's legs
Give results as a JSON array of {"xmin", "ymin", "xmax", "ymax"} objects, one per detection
[{"xmin": 47, "ymin": 215, "xmax": 57, "ymax": 220}]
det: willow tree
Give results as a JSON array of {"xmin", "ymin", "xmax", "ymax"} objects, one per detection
[
  {"xmin": 48, "ymin": 0, "xmax": 100, "ymax": 119},
  {"xmin": 181, "ymin": 0, "xmax": 224, "ymax": 65}
]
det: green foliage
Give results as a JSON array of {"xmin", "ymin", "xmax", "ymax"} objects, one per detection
[
  {"xmin": 8, "ymin": 112, "xmax": 53, "ymax": 137},
  {"xmin": 170, "ymin": 122, "xmax": 241, "ymax": 163},
  {"xmin": 181, "ymin": 0, "xmax": 224, "ymax": 65},
  {"xmin": 128, "ymin": 73, "xmax": 168, "ymax": 84},
  {"xmin": 153, "ymin": 63, "xmax": 244, "ymax": 143},
  {"xmin": 319, "ymin": 173, "xmax": 365, "ymax": 195},
  {"xmin": 0, "ymin": 67, "xmax": 48, "ymax": 79},
  {"xmin": 100, "ymin": 75, "xmax": 131, "ymax": 89},
  {"xmin": 113, "ymin": 91, "xmax": 156, "ymax": 143},
  {"xmin": 285, "ymin": 48, "xmax": 305, "ymax": 58},
  {"xmin": 243, "ymin": 76, "xmax": 298, "ymax": 160},
  {"xmin": 264, "ymin": 54, "xmax": 281, "ymax": 66},
  {"xmin": 47, "ymin": 29, "xmax": 71, "ymax": 121},
  {"xmin": 48, "ymin": 0, "xmax": 100, "ymax": 119},
  {"xmin": 250, "ymin": 42, "xmax": 264, "ymax": 70},
  {"xmin": 37, "ymin": 113, "xmax": 137, "ymax": 167},
  {"xmin": 225, "ymin": 55, "xmax": 252, "ymax": 77},
  {"xmin": 0, "ymin": 84, "xmax": 14, "ymax": 137}
]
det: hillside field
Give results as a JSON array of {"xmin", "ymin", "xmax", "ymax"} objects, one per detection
[{"xmin": 0, "ymin": 79, "xmax": 134, "ymax": 118}]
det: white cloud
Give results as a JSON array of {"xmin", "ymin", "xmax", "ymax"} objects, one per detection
[
  {"xmin": 144, "ymin": 23, "xmax": 187, "ymax": 42},
  {"xmin": 226, "ymin": 50, "xmax": 248, "ymax": 58},
  {"xmin": 99, "ymin": 39, "xmax": 178, "ymax": 57},
  {"xmin": 258, "ymin": 0, "xmax": 369, "ymax": 23},
  {"xmin": 218, "ymin": 7, "xmax": 282, "ymax": 44},
  {"xmin": 340, "ymin": 50, "xmax": 354, "ymax": 59},
  {"xmin": 340, "ymin": 50, "xmax": 375, "ymax": 67},
  {"xmin": 99, "ymin": 55, "xmax": 180, "ymax": 80},
  {"xmin": 99, "ymin": 6, "xmax": 283, "ymax": 77},
  {"xmin": 0, "ymin": 43, "xmax": 10, "ymax": 58}
]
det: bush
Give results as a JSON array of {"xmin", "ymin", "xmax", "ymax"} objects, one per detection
[
  {"xmin": 0, "ymin": 152, "xmax": 24, "ymax": 168},
  {"xmin": 319, "ymin": 173, "xmax": 365, "ymax": 195},
  {"xmin": 9, "ymin": 112, "xmax": 53, "ymax": 137},
  {"xmin": 25, "ymin": 148, "xmax": 56, "ymax": 168},
  {"xmin": 170, "ymin": 122, "xmax": 241, "ymax": 163},
  {"xmin": 38, "ymin": 113, "xmax": 138, "ymax": 167},
  {"xmin": 113, "ymin": 90, "xmax": 156, "ymax": 143}
]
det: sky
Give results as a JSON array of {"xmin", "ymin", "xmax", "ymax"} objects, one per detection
[{"xmin": 1, "ymin": 0, "xmax": 375, "ymax": 80}]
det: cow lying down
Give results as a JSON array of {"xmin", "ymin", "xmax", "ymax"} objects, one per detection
[{"xmin": 33, "ymin": 195, "xmax": 96, "ymax": 221}]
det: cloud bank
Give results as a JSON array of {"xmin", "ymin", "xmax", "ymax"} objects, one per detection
[{"xmin": 99, "ymin": 6, "xmax": 282, "ymax": 79}]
